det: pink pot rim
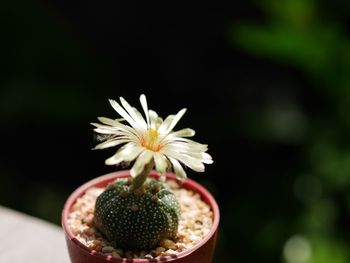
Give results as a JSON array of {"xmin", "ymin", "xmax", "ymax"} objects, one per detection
[{"xmin": 62, "ymin": 170, "xmax": 220, "ymax": 262}]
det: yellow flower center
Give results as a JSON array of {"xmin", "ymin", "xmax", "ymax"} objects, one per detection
[{"xmin": 141, "ymin": 128, "xmax": 161, "ymax": 151}]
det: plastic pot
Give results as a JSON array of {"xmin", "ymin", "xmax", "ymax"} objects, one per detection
[{"xmin": 62, "ymin": 170, "xmax": 220, "ymax": 263}]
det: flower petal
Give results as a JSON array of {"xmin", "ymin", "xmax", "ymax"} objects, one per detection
[
  {"xmin": 163, "ymin": 140, "xmax": 208, "ymax": 152},
  {"xmin": 157, "ymin": 114, "xmax": 175, "ymax": 134},
  {"xmin": 201, "ymin": 152, "xmax": 213, "ymax": 164},
  {"xmin": 140, "ymin": 94, "xmax": 150, "ymax": 127},
  {"xmin": 153, "ymin": 152, "xmax": 168, "ymax": 175},
  {"xmin": 133, "ymin": 107, "xmax": 147, "ymax": 126},
  {"xmin": 92, "ymin": 124, "xmax": 140, "ymax": 144},
  {"xmin": 97, "ymin": 117, "xmax": 122, "ymax": 126},
  {"xmin": 168, "ymin": 128, "xmax": 195, "ymax": 138},
  {"xmin": 168, "ymin": 157, "xmax": 187, "ymax": 180},
  {"xmin": 109, "ymin": 99, "xmax": 142, "ymax": 132},
  {"xmin": 165, "ymin": 108, "xmax": 187, "ymax": 134},
  {"xmin": 92, "ymin": 126, "xmax": 118, "ymax": 134},
  {"xmin": 161, "ymin": 148, "xmax": 205, "ymax": 172},
  {"xmin": 94, "ymin": 120, "xmax": 141, "ymax": 141},
  {"xmin": 168, "ymin": 146, "xmax": 210, "ymax": 160},
  {"xmin": 131, "ymin": 150, "xmax": 154, "ymax": 177},
  {"xmin": 149, "ymin": 110, "xmax": 161, "ymax": 130},
  {"xmin": 93, "ymin": 138, "xmax": 130, "ymax": 150},
  {"xmin": 123, "ymin": 146, "xmax": 145, "ymax": 162},
  {"xmin": 120, "ymin": 97, "xmax": 147, "ymax": 129},
  {"xmin": 105, "ymin": 143, "xmax": 142, "ymax": 165}
]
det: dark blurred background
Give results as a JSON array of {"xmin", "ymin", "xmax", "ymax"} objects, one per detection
[{"xmin": 2, "ymin": 0, "xmax": 350, "ymax": 262}]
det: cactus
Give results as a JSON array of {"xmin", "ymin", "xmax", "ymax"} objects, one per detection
[
  {"xmin": 94, "ymin": 177, "xmax": 180, "ymax": 250},
  {"xmin": 91, "ymin": 95, "xmax": 212, "ymax": 251}
]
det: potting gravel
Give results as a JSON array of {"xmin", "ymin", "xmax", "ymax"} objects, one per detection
[{"xmin": 67, "ymin": 180, "xmax": 213, "ymax": 260}]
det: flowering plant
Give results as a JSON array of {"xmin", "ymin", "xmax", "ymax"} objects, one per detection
[
  {"xmin": 91, "ymin": 94, "xmax": 213, "ymax": 190},
  {"xmin": 89, "ymin": 94, "xmax": 213, "ymax": 250}
]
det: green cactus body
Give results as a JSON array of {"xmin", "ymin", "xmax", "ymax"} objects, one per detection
[{"xmin": 94, "ymin": 178, "xmax": 181, "ymax": 250}]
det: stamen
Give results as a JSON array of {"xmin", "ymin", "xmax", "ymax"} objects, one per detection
[{"xmin": 141, "ymin": 128, "xmax": 161, "ymax": 151}]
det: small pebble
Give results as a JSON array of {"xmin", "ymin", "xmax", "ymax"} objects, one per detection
[
  {"xmin": 82, "ymin": 214, "xmax": 94, "ymax": 226},
  {"xmin": 91, "ymin": 240, "xmax": 103, "ymax": 251},
  {"xmin": 152, "ymin": 246, "xmax": 165, "ymax": 256},
  {"xmin": 102, "ymin": 246, "xmax": 114, "ymax": 253},
  {"xmin": 161, "ymin": 239, "xmax": 177, "ymax": 250},
  {"xmin": 164, "ymin": 249, "xmax": 177, "ymax": 256},
  {"xmin": 83, "ymin": 227, "xmax": 95, "ymax": 236},
  {"xmin": 144, "ymin": 254, "xmax": 153, "ymax": 259},
  {"xmin": 166, "ymin": 180, "xmax": 180, "ymax": 189}
]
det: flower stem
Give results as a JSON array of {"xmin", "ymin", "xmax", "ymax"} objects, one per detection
[{"xmin": 130, "ymin": 159, "xmax": 154, "ymax": 192}]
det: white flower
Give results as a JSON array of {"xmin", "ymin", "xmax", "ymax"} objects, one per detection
[{"xmin": 91, "ymin": 94, "xmax": 213, "ymax": 180}]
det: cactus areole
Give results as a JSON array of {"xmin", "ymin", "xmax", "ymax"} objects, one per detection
[{"xmin": 91, "ymin": 95, "xmax": 213, "ymax": 250}]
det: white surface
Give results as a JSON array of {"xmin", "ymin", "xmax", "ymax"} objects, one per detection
[{"xmin": 0, "ymin": 206, "xmax": 70, "ymax": 263}]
